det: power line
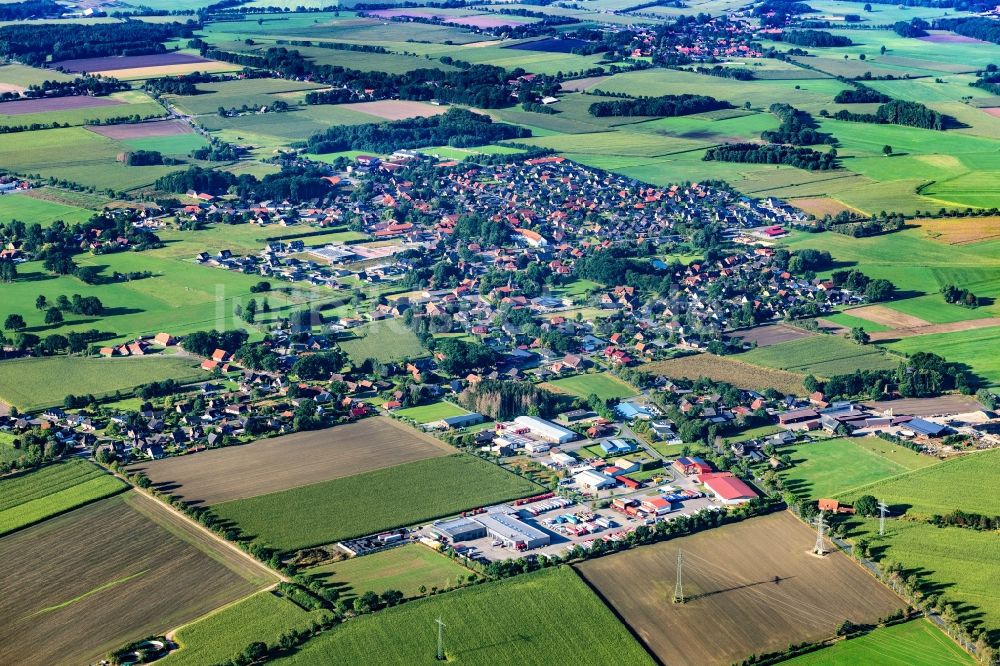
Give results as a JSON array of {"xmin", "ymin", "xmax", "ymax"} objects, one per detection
[
  {"xmin": 814, "ymin": 512, "xmax": 827, "ymax": 556},
  {"xmin": 673, "ymin": 550, "xmax": 684, "ymax": 604},
  {"xmin": 435, "ymin": 617, "xmax": 446, "ymax": 661},
  {"xmin": 879, "ymin": 500, "xmax": 889, "ymax": 536}
]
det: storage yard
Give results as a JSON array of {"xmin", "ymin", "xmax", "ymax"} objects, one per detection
[{"xmin": 576, "ymin": 511, "xmax": 905, "ymax": 666}]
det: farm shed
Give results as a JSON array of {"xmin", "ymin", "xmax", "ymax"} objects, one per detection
[
  {"xmin": 904, "ymin": 418, "xmax": 949, "ymax": 438},
  {"xmin": 702, "ymin": 474, "xmax": 758, "ymax": 505},
  {"xmin": 778, "ymin": 408, "xmax": 819, "ymax": 426},
  {"xmin": 513, "ymin": 416, "xmax": 577, "ymax": 444},
  {"xmin": 435, "ymin": 412, "xmax": 484, "ymax": 429}
]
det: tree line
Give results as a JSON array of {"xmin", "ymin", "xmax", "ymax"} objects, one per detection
[
  {"xmin": 765, "ymin": 29, "xmax": 853, "ymax": 47},
  {"xmin": 154, "ymin": 164, "xmax": 334, "ymax": 201},
  {"xmin": 762, "ymin": 103, "xmax": 836, "ymax": 146},
  {"xmin": 829, "ymin": 99, "xmax": 948, "ymax": 130},
  {"xmin": 587, "ymin": 93, "xmax": 731, "ymax": 118},
  {"xmin": 301, "ymin": 108, "xmax": 530, "ymax": 154},
  {"xmin": 0, "ymin": 20, "xmax": 195, "ymax": 66},
  {"xmin": 833, "ymin": 84, "xmax": 892, "ymax": 104},
  {"xmin": 703, "ymin": 143, "xmax": 838, "ymax": 170}
]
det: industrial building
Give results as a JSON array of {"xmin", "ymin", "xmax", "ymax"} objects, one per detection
[
  {"xmin": 701, "ymin": 473, "xmax": 758, "ymax": 505},
  {"xmin": 511, "ymin": 415, "xmax": 578, "ymax": 444},
  {"xmin": 431, "ymin": 516, "xmax": 487, "ymax": 542},
  {"xmin": 475, "ymin": 508, "xmax": 551, "ymax": 550},
  {"xmin": 431, "ymin": 508, "xmax": 551, "ymax": 550},
  {"xmin": 575, "ymin": 469, "xmax": 617, "ymax": 491}
]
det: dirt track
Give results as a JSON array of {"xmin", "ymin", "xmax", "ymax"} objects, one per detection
[
  {"xmin": 128, "ymin": 417, "xmax": 454, "ymax": 505},
  {"xmin": 869, "ymin": 317, "xmax": 1000, "ymax": 341},
  {"xmin": 576, "ymin": 512, "xmax": 904, "ymax": 666}
]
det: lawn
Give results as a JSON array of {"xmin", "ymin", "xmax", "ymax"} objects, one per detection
[
  {"xmin": 545, "ymin": 372, "xmax": 638, "ymax": 401},
  {"xmin": 308, "ymin": 543, "xmax": 473, "ymax": 600},
  {"xmin": 393, "ymin": 401, "xmax": 469, "ymax": 424},
  {"xmin": 820, "ymin": 311, "xmax": 892, "ymax": 333},
  {"xmin": 845, "ymin": 518, "xmax": 1000, "ymax": 647},
  {"xmin": 211, "ymin": 454, "xmax": 540, "ymax": 552},
  {"xmin": 272, "ymin": 567, "xmax": 655, "ymax": 665},
  {"xmin": 740, "ymin": 334, "xmax": 899, "ymax": 377},
  {"xmin": 339, "ymin": 319, "xmax": 429, "ymax": 365},
  {"xmin": 0, "ymin": 194, "xmax": 95, "ymax": 227},
  {"xmin": 778, "ymin": 437, "xmax": 939, "ymax": 501},
  {"xmin": 779, "ymin": 619, "xmax": 973, "ymax": 666},
  {"xmin": 161, "ymin": 591, "xmax": 320, "ymax": 666},
  {"xmin": 0, "ymin": 459, "xmax": 128, "ymax": 536},
  {"xmin": 839, "ymin": 448, "xmax": 1000, "ymax": 517},
  {"xmin": 0, "ymin": 356, "xmax": 205, "ymax": 411}
]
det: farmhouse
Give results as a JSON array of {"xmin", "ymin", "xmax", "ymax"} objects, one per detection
[{"xmin": 701, "ymin": 473, "xmax": 758, "ymax": 505}]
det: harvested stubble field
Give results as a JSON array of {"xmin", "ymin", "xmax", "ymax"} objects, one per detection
[
  {"xmin": 729, "ymin": 323, "xmax": 814, "ymax": 347},
  {"xmin": 0, "ymin": 459, "xmax": 127, "ymax": 536},
  {"xmin": 862, "ymin": 394, "xmax": 984, "ymax": 417},
  {"xmin": 272, "ymin": 566, "xmax": 655, "ymax": 665},
  {"xmin": 0, "ymin": 95, "xmax": 122, "ymax": 115},
  {"xmin": 643, "ymin": 354, "xmax": 806, "ymax": 395},
  {"xmin": 128, "ymin": 417, "xmax": 453, "ymax": 505},
  {"xmin": 337, "ymin": 99, "xmax": 447, "ymax": 120},
  {"xmin": 211, "ymin": 453, "xmax": 540, "ymax": 551},
  {"xmin": 788, "ymin": 196, "xmax": 863, "ymax": 218},
  {"xmin": 0, "ymin": 492, "xmax": 276, "ymax": 666},
  {"xmin": 576, "ymin": 512, "xmax": 905, "ymax": 666},
  {"xmin": 914, "ymin": 216, "xmax": 1000, "ymax": 245},
  {"xmin": 87, "ymin": 118, "xmax": 193, "ymax": 140},
  {"xmin": 846, "ymin": 305, "xmax": 930, "ymax": 329}
]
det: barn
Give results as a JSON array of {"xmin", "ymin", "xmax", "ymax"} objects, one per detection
[{"xmin": 702, "ymin": 474, "xmax": 758, "ymax": 505}]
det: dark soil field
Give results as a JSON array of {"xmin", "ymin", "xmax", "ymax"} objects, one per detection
[
  {"xmin": 576, "ymin": 512, "xmax": 904, "ymax": 666},
  {"xmin": 87, "ymin": 118, "xmax": 193, "ymax": 139},
  {"xmin": 0, "ymin": 95, "xmax": 122, "ymax": 115},
  {"xmin": 52, "ymin": 52, "xmax": 208, "ymax": 73},
  {"xmin": 128, "ymin": 417, "xmax": 454, "ymax": 505},
  {"xmin": 0, "ymin": 491, "xmax": 274, "ymax": 666},
  {"xmin": 729, "ymin": 323, "xmax": 814, "ymax": 347},
  {"xmin": 506, "ymin": 37, "xmax": 591, "ymax": 53}
]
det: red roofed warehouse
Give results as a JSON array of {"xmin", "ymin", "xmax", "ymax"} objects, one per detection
[{"xmin": 703, "ymin": 474, "xmax": 758, "ymax": 505}]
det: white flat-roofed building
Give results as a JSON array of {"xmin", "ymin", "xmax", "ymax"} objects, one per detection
[
  {"xmin": 575, "ymin": 469, "xmax": 617, "ymax": 491},
  {"xmin": 512, "ymin": 415, "xmax": 578, "ymax": 444}
]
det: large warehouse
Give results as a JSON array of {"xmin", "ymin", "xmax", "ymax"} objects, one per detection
[
  {"xmin": 476, "ymin": 509, "xmax": 551, "ymax": 550},
  {"xmin": 431, "ymin": 516, "xmax": 488, "ymax": 542},
  {"xmin": 512, "ymin": 415, "xmax": 578, "ymax": 444}
]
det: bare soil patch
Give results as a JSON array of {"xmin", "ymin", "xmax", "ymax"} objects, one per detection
[
  {"xmin": 863, "ymin": 394, "xmax": 985, "ymax": 417},
  {"xmin": 53, "ymin": 52, "xmax": 208, "ymax": 73},
  {"xmin": 338, "ymin": 99, "xmax": 448, "ymax": 121},
  {"xmin": 729, "ymin": 323, "xmax": 814, "ymax": 347},
  {"xmin": 920, "ymin": 30, "xmax": 991, "ymax": 44},
  {"xmin": 643, "ymin": 354, "xmax": 806, "ymax": 395},
  {"xmin": 789, "ymin": 196, "xmax": 862, "ymax": 218},
  {"xmin": 815, "ymin": 318, "xmax": 850, "ymax": 335},
  {"xmin": 560, "ymin": 75, "xmax": 610, "ymax": 92},
  {"xmin": 86, "ymin": 118, "xmax": 193, "ymax": 140},
  {"xmin": 576, "ymin": 511, "xmax": 904, "ymax": 666},
  {"xmin": 0, "ymin": 492, "xmax": 271, "ymax": 666},
  {"xmin": 846, "ymin": 305, "xmax": 930, "ymax": 329},
  {"xmin": 868, "ymin": 317, "xmax": 1000, "ymax": 341},
  {"xmin": 982, "ymin": 107, "xmax": 1000, "ymax": 119},
  {"xmin": 0, "ymin": 83, "xmax": 24, "ymax": 95},
  {"xmin": 0, "ymin": 95, "xmax": 122, "ymax": 116},
  {"xmin": 128, "ymin": 417, "xmax": 454, "ymax": 505},
  {"xmin": 914, "ymin": 216, "xmax": 1000, "ymax": 245}
]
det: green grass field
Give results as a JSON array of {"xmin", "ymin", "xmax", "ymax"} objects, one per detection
[
  {"xmin": 778, "ymin": 437, "xmax": 939, "ymax": 501},
  {"xmin": 161, "ymin": 591, "xmax": 320, "ymax": 666},
  {"xmin": 308, "ymin": 544, "xmax": 472, "ymax": 600},
  {"xmin": 393, "ymin": 401, "xmax": 469, "ymax": 424},
  {"xmin": 779, "ymin": 619, "xmax": 972, "ymax": 666},
  {"xmin": 339, "ymin": 320, "xmax": 429, "ymax": 365},
  {"xmin": 740, "ymin": 335, "xmax": 899, "ymax": 377},
  {"xmin": 840, "ymin": 448, "xmax": 1000, "ymax": 517},
  {"xmin": 820, "ymin": 312, "xmax": 892, "ymax": 333},
  {"xmin": 0, "ymin": 194, "xmax": 95, "ymax": 227},
  {"xmin": 211, "ymin": 454, "xmax": 540, "ymax": 552},
  {"xmin": 0, "ymin": 356, "xmax": 205, "ymax": 411},
  {"xmin": 885, "ymin": 327, "xmax": 1000, "ymax": 387},
  {"xmin": 846, "ymin": 518, "xmax": 1000, "ymax": 646},
  {"xmin": 272, "ymin": 567, "xmax": 655, "ymax": 665},
  {"xmin": 0, "ymin": 460, "xmax": 128, "ymax": 536},
  {"xmin": 545, "ymin": 372, "xmax": 637, "ymax": 401}
]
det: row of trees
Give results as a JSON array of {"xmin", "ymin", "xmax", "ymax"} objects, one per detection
[
  {"xmin": 830, "ymin": 99, "xmax": 948, "ymax": 131},
  {"xmin": 587, "ymin": 93, "xmax": 731, "ymax": 118},
  {"xmin": 833, "ymin": 84, "xmax": 892, "ymax": 104},
  {"xmin": 703, "ymin": 143, "xmax": 838, "ymax": 170},
  {"xmin": 301, "ymin": 109, "xmax": 530, "ymax": 154},
  {"xmin": 0, "ymin": 20, "xmax": 195, "ymax": 66},
  {"xmin": 815, "ymin": 210, "xmax": 905, "ymax": 237},
  {"xmin": 155, "ymin": 164, "xmax": 334, "ymax": 201},
  {"xmin": 767, "ymin": 29, "xmax": 853, "ymax": 47}
]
